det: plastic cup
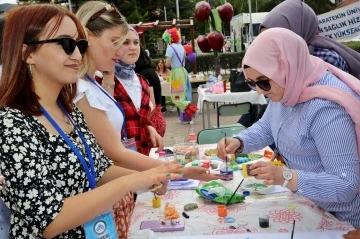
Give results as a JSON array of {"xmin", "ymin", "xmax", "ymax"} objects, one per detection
[{"xmin": 217, "ymin": 205, "xmax": 228, "ymax": 217}]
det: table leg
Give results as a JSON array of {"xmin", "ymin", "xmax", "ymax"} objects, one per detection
[
  {"xmin": 202, "ymin": 101, "xmax": 206, "ymax": 130},
  {"xmin": 207, "ymin": 101, "xmax": 211, "ymax": 129}
]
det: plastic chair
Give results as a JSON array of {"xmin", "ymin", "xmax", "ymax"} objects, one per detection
[
  {"xmin": 197, "ymin": 126, "xmax": 247, "ymax": 145},
  {"xmin": 214, "ymin": 102, "xmax": 252, "ymax": 128}
]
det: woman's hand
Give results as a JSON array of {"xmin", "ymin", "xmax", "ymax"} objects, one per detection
[
  {"xmin": 217, "ymin": 137, "xmax": 241, "ymax": 160},
  {"xmin": 0, "ymin": 175, "xmax": 4, "ymax": 190},
  {"xmin": 181, "ymin": 167, "xmax": 229, "ymax": 181},
  {"xmin": 128, "ymin": 161, "xmax": 183, "ymax": 192},
  {"xmin": 249, "ymin": 161, "xmax": 285, "ymax": 186},
  {"xmin": 154, "ymin": 180, "xmax": 168, "ymax": 195},
  {"xmin": 147, "ymin": 126, "xmax": 164, "ymax": 152},
  {"xmin": 343, "ymin": 229, "xmax": 360, "ymax": 239}
]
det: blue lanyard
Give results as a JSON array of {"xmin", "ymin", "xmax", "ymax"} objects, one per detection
[
  {"xmin": 85, "ymin": 74, "xmax": 127, "ymax": 138},
  {"xmin": 40, "ymin": 102, "xmax": 96, "ymax": 189}
]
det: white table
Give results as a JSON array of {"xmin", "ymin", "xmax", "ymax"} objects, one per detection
[
  {"xmin": 129, "ymin": 145, "xmax": 354, "ymax": 238},
  {"xmin": 197, "ymin": 88, "xmax": 267, "ymax": 129}
]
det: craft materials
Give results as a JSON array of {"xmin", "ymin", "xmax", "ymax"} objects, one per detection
[
  {"xmin": 226, "ymin": 178, "xmax": 244, "ymax": 206},
  {"xmin": 259, "ymin": 215, "xmax": 270, "ymax": 228},
  {"xmin": 203, "ymin": 160, "xmax": 210, "ymax": 169},
  {"xmin": 236, "ymin": 157, "xmax": 249, "ymax": 164},
  {"xmin": 229, "ymin": 225, "xmax": 237, "ymax": 230},
  {"xmin": 217, "ymin": 205, "xmax": 228, "ymax": 217},
  {"xmin": 152, "ymin": 194, "xmax": 161, "ymax": 208},
  {"xmin": 287, "ymin": 204, "xmax": 296, "ymax": 210},
  {"xmin": 220, "ymin": 166, "xmax": 233, "ymax": 181},
  {"xmin": 225, "ymin": 217, "xmax": 236, "ymax": 223},
  {"xmin": 140, "ymin": 219, "xmax": 185, "ymax": 232},
  {"xmin": 242, "ymin": 164, "xmax": 253, "ymax": 178},
  {"xmin": 182, "ymin": 212, "xmax": 189, "ymax": 219},
  {"xmin": 242, "ymin": 190, "xmax": 250, "ymax": 196},
  {"xmin": 291, "ymin": 220, "xmax": 295, "ymax": 239},
  {"xmin": 164, "ymin": 204, "xmax": 180, "ymax": 219},
  {"xmin": 263, "ymin": 150, "xmax": 273, "ymax": 159},
  {"xmin": 184, "ymin": 203, "xmax": 198, "ymax": 211},
  {"xmin": 192, "ymin": 162, "xmax": 199, "ymax": 166}
]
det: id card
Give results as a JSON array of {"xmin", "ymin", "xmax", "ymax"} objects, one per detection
[
  {"xmin": 84, "ymin": 211, "xmax": 118, "ymax": 239},
  {"xmin": 122, "ymin": 137, "xmax": 137, "ymax": 151}
]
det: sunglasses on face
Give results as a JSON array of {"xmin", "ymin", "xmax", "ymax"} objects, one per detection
[
  {"xmin": 245, "ymin": 78, "xmax": 271, "ymax": 91},
  {"xmin": 26, "ymin": 38, "xmax": 88, "ymax": 55},
  {"xmin": 90, "ymin": 3, "xmax": 122, "ymax": 22}
]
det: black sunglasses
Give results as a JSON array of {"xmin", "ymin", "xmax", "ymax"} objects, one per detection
[
  {"xmin": 26, "ymin": 38, "xmax": 88, "ymax": 56},
  {"xmin": 90, "ymin": 3, "xmax": 122, "ymax": 22},
  {"xmin": 245, "ymin": 78, "xmax": 271, "ymax": 91}
]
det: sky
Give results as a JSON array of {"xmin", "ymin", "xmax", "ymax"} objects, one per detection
[{"xmin": 0, "ymin": 0, "xmax": 17, "ymax": 4}]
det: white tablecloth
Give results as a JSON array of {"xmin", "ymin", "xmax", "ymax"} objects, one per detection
[
  {"xmin": 129, "ymin": 145, "xmax": 353, "ymax": 238},
  {"xmin": 197, "ymin": 88, "xmax": 267, "ymax": 112}
]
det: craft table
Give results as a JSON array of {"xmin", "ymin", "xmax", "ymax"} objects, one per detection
[
  {"xmin": 128, "ymin": 145, "xmax": 353, "ymax": 238},
  {"xmin": 161, "ymin": 77, "xmax": 207, "ymax": 97},
  {"xmin": 197, "ymin": 88, "xmax": 267, "ymax": 129}
]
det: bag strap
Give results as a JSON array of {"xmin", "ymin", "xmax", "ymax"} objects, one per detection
[{"xmin": 170, "ymin": 45, "xmax": 185, "ymax": 66}]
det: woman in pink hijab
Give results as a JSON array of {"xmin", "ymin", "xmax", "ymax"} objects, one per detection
[{"xmin": 218, "ymin": 28, "xmax": 360, "ymax": 228}]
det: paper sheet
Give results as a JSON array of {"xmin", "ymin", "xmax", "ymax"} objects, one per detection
[{"xmin": 168, "ymin": 180, "xmax": 200, "ymax": 190}]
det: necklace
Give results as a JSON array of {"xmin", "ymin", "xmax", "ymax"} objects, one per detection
[
  {"xmin": 120, "ymin": 78, "xmax": 135, "ymax": 87},
  {"xmin": 48, "ymin": 111, "xmax": 74, "ymax": 133}
]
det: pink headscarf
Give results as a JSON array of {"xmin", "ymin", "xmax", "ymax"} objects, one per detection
[{"xmin": 242, "ymin": 28, "xmax": 360, "ymax": 156}]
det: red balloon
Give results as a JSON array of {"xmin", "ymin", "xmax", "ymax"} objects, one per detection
[{"xmin": 183, "ymin": 44, "xmax": 193, "ymax": 54}]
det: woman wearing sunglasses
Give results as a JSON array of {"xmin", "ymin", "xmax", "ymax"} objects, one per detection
[
  {"xmin": 0, "ymin": 4, "xmax": 184, "ymax": 238},
  {"xmin": 217, "ymin": 28, "xmax": 360, "ymax": 228}
]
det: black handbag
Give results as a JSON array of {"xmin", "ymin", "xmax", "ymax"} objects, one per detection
[{"xmin": 229, "ymin": 70, "xmax": 252, "ymax": 92}]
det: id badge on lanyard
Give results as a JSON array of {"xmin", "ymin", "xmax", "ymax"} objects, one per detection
[
  {"xmin": 86, "ymin": 74, "xmax": 137, "ymax": 152},
  {"xmin": 83, "ymin": 211, "xmax": 118, "ymax": 239},
  {"xmin": 40, "ymin": 102, "xmax": 118, "ymax": 238}
]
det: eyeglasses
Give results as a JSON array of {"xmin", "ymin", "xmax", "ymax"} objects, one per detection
[
  {"xmin": 90, "ymin": 3, "xmax": 122, "ymax": 22},
  {"xmin": 245, "ymin": 78, "xmax": 271, "ymax": 91},
  {"xmin": 26, "ymin": 38, "xmax": 88, "ymax": 56}
]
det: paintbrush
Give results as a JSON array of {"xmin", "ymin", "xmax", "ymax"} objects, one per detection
[
  {"xmin": 226, "ymin": 178, "xmax": 244, "ymax": 206},
  {"xmin": 153, "ymin": 192, "xmax": 157, "ymax": 200},
  {"xmin": 291, "ymin": 220, "xmax": 295, "ymax": 239}
]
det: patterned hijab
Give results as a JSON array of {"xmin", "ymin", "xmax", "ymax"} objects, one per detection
[
  {"xmin": 261, "ymin": 0, "xmax": 360, "ymax": 79},
  {"xmin": 242, "ymin": 28, "xmax": 360, "ymax": 157},
  {"xmin": 115, "ymin": 25, "xmax": 138, "ymax": 80}
]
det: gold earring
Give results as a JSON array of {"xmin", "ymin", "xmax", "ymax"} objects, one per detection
[{"xmin": 28, "ymin": 64, "xmax": 32, "ymax": 78}]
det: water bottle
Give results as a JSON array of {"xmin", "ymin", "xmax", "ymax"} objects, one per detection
[
  {"xmin": 158, "ymin": 151, "xmax": 168, "ymax": 162},
  {"xmin": 188, "ymin": 122, "xmax": 197, "ymax": 143}
]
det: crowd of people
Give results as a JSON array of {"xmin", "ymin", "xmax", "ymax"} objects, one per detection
[{"xmin": 0, "ymin": 0, "xmax": 359, "ymax": 238}]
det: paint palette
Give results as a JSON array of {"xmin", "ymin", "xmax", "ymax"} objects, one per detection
[{"xmin": 241, "ymin": 179, "xmax": 273, "ymax": 193}]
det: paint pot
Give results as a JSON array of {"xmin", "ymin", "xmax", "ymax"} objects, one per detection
[
  {"xmin": 220, "ymin": 165, "xmax": 234, "ymax": 181},
  {"xmin": 225, "ymin": 217, "xmax": 236, "ymax": 223},
  {"xmin": 203, "ymin": 160, "xmax": 210, "ymax": 169},
  {"xmin": 152, "ymin": 197, "xmax": 161, "ymax": 208},
  {"xmin": 259, "ymin": 215, "xmax": 270, "ymax": 228},
  {"xmin": 217, "ymin": 205, "xmax": 228, "ymax": 217}
]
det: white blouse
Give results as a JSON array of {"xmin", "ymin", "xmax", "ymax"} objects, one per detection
[
  {"xmin": 116, "ymin": 74, "xmax": 142, "ymax": 110},
  {"xmin": 74, "ymin": 78, "xmax": 124, "ymax": 137}
]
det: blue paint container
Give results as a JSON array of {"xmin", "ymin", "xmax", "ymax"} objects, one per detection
[{"xmin": 220, "ymin": 165, "xmax": 234, "ymax": 181}]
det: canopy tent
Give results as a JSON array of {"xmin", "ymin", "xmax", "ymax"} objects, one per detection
[{"xmin": 131, "ymin": 18, "xmax": 197, "ymax": 73}]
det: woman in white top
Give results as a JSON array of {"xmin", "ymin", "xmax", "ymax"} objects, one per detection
[{"xmin": 74, "ymin": 1, "xmax": 224, "ymax": 236}]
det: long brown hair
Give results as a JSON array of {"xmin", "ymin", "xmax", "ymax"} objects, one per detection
[{"xmin": 0, "ymin": 4, "xmax": 86, "ymax": 115}]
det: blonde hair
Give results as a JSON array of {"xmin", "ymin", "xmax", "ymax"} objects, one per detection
[{"xmin": 76, "ymin": 1, "xmax": 128, "ymax": 76}]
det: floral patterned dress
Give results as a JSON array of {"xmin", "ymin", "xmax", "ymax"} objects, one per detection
[{"xmin": 0, "ymin": 106, "xmax": 113, "ymax": 238}]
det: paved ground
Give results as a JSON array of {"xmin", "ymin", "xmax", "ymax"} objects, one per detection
[{"xmin": 162, "ymin": 92, "xmax": 241, "ymax": 147}]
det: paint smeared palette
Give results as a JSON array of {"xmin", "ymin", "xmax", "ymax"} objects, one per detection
[{"xmin": 241, "ymin": 179, "xmax": 273, "ymax": 193}]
